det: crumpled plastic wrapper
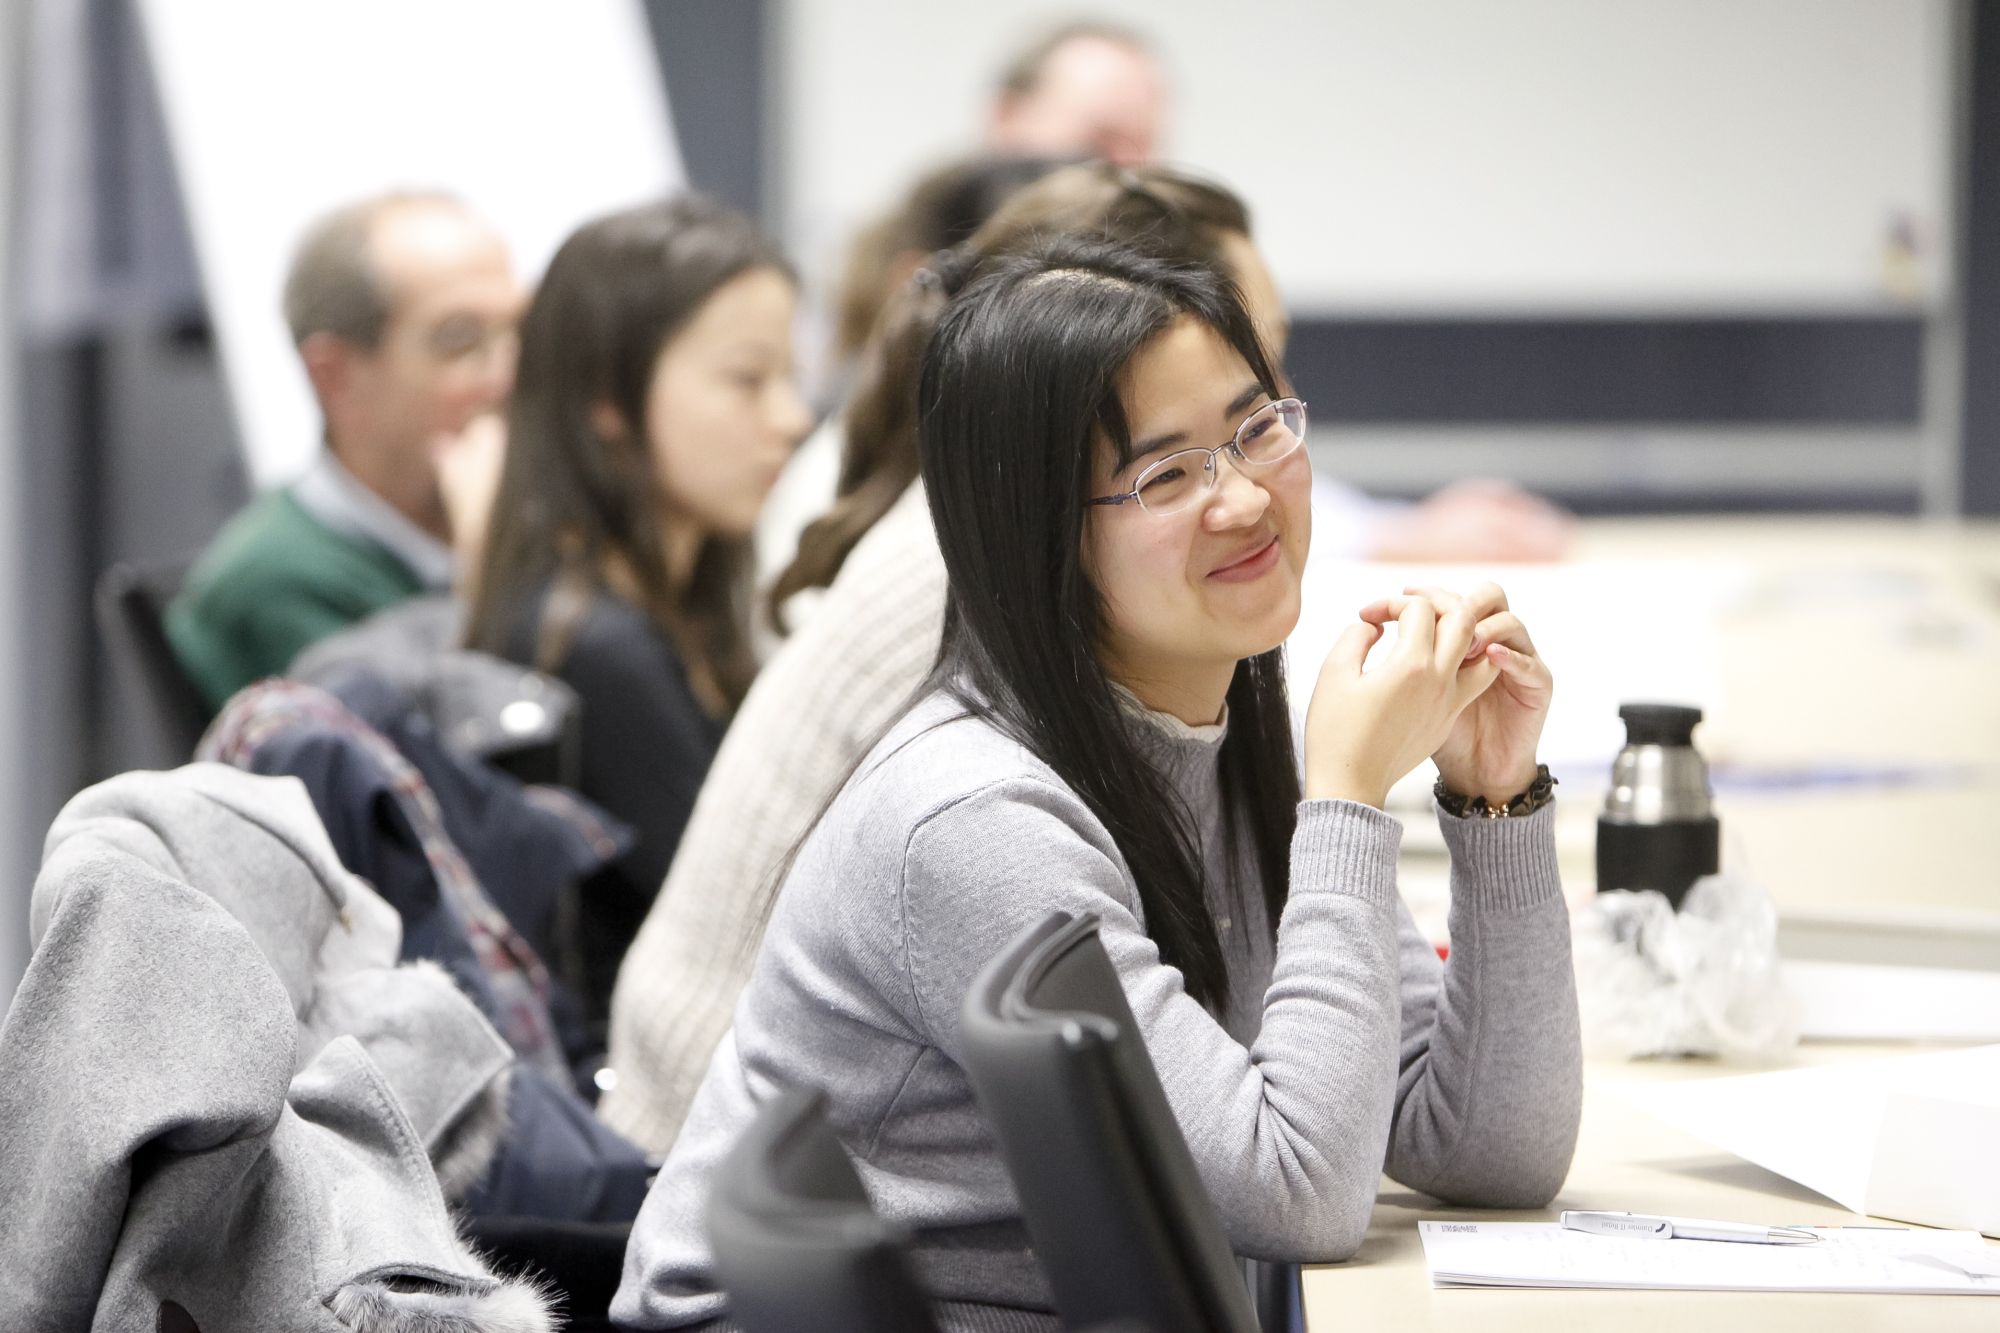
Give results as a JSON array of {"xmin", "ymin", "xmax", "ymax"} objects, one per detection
[{"xmin": 1572, "ymin": 873, "xmax": 1800, "ymax": 1061}]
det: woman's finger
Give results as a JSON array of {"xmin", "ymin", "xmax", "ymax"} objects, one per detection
[
  {"xmin": 1486, "ymin": 642, "xmax": 1553, "ymax": 696},
  {"xmin": 1326, "ymin": 619, "xmax": 1384, "ymax": 674},
  {"xmin": 1465, "ymin": 581, "xmax": 1510, "ymax": 615},
  {"xmin": 1468, "ymin": 610, "xmax": 1536, "ymax": 660},
  {"xmin": 1406, "ymin": 582, "xmax": 1508, "ymax": 619},
  {"xmin": 1393, "ymin": 594, "xmax": 1439, "ymax": 657},
  {"xmin": 1450, "ymin": 654, "xmax": 1502, "ymax": 710},
  {"xmin": 1388, "ymin": 586, "xmax": 1513, "ymax": 662},
  {"xmin": 1429, "ymin": 595, "xmax": 1479, "ymax": 672},
  {"xmin": 1361, "ymin": 589, "xmax": 1462, "ymax": 626},
  {"xmin": 1356, "ymin": 595, "xmax": 1405, "ymax": 626}
]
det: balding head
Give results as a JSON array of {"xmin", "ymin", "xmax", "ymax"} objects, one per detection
[
  {"xmin": 989, "ymin": 22, "xmax": 1167, "ymax": 167},
  {"xmin": 284, "ymin": 191, "xmax": 471, "ymax": 349},
  {"xmin": 287, "ymin": 192, "xmax": 521, "ymax": 539}
]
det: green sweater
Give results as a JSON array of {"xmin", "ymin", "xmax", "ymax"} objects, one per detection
[{"xmin": 166, "ymin": 488, "xmax": 425, "ymax": 710}]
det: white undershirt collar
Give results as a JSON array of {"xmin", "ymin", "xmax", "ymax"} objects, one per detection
[
  {"xmin": 1108, "ymin": 680, "xmax": 1229, "ymax": 745},
  {"xmin": 291, "ymin": 450, "xmax": 454, "ymax": 591}
]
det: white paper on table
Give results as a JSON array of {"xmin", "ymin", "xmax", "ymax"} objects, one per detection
[
  {"xmin": 1419, "ymin": 1221, "xmax": 2000, "ymax": 1292},
  {"xmin": 1617, "ymin": 1045, "xmax": 2000, "ymax": 1236},
  {"xmin": 1871, "ymin": 1094, "xmax": 2000, "ymax": 1239}
]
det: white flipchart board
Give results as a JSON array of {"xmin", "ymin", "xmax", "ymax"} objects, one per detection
[{"xmin": 135, "ymin": 0, "xmax": 684, "ymax": 488}]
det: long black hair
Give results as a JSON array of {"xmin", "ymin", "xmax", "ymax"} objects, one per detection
[
  {"xmin": 465, "ymin": 195, "xmax": 791, "ymax": 710},
  {"xmin": 917, "ymin": 238, "xmax": 1300, "ymax": 1011}
]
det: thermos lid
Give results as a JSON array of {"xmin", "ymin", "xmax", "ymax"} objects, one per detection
[{"xmin": 1619, "ymin": 702, "xmax": 1703, "ymax": 747}]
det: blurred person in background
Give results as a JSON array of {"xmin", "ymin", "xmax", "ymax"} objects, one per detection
[
  {"xmin": 464, "ymin": 195, "xmax": 812, "ymax": 1031},
  {"xmin": 754, "ymin": 27, "xmax": 1151, "ymax": 580},
  {"xmin": 167, "ymin": 191, "xmax": 521, "ymax": 710},
  {"xmin": 986, "ymin": 19, "xmax": 1166, "ymax": 166},
  {"xmin": 755, "ymin": 154, "xmax": 1069, "ymax": 603},
  {"xmin": 978, "ymin": 17, "xmax": 1573, "ymax": 565}
]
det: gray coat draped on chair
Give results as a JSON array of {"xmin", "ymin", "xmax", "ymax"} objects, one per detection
[{"xmin": 0, "ymin": 764, "xmax": 557, "ymax": 1333}]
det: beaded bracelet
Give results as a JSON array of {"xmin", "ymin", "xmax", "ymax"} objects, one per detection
[{"xmin": 1434, "ymin": 763, "xmax": 1557, "ymax": 820}]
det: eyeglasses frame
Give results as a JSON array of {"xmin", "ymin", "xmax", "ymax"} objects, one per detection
[{"xmin": 1084, "ymin": 396, "xmax": 1310, "ymax": 514}]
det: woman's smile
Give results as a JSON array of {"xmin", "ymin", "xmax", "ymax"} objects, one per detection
[{"xmin": 1207, "ymin": 531, "xmax": 1281, "ymax": 582}]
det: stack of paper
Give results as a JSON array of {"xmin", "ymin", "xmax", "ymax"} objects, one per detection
[{"xmin": 1420, "ymin": 1222, "xmax": 2000, "ymax": 1293}]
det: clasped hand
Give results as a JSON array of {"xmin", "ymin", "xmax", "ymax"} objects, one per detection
[{"xmin": 1303, "ymin": 582, "xmax": 1552, "ymax": 809}]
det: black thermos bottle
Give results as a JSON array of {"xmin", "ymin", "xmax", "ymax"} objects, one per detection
[{"xmin": 1596, "ymin": 702, "xmax": 1720, "ymax": 909}]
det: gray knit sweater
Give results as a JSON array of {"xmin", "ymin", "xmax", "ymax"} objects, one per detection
[{"xmin": 613, "ymin": 690, "xmax": 1581, "ymax": 1330}]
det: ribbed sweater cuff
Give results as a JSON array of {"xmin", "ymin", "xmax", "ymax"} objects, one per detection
[
  {"xmin": 1434, "ymin": 798, "xmax": 1563, "ymax": 912},
  {"xmin": 1290, "ymin": 799, "xmax": 1402, "ymax": 909}
]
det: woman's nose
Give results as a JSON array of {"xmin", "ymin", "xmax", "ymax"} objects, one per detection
[
  {"xmin": 771, "ymin": 379, "xmax": 814, "ymax": 445},
  {"xmin": 1203, "ymin": 449, "xmax": 1271, "ymax": 527}
]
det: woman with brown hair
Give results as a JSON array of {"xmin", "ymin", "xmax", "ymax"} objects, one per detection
[{"xmin": 465, "ymin": 195, "xmax": 812, "ymax": 1029}]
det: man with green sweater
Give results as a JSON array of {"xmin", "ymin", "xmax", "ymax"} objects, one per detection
[{"xmin": 168, "ymin": 191, "xmax": 521, "ymax": 710}]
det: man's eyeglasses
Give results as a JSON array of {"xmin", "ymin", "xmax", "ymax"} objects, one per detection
[
  {"xmin": 1086, "ymin": 397, "xmax": 1308, "ymax": 517},
  {"xmin": 421, "ymin": 314, "xmax": 518, "ymax": 368}
]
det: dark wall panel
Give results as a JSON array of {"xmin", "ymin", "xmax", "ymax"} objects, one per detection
[
  {"xmin": 1964, "ymin": 0, "xmax": 2000, "ymax": 515},
  {"xmin": 643, "ymin": 0, "xmax": 767, "ymax": 220},
  {"xmin": 1286, "ymin": 316, "xmax": 1924, "ymax": 425}
]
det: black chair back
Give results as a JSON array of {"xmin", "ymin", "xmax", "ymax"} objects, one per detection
[
  {"xmin": 707, "ymin": 1087, "xmax": 938, "ymax": 1333},
  {"xmin": 94, "ymin": 557, "xmax": 213, "ymax": 764},
  {"xmin": 960, "ymin": 911, "xmax": 1263, "ymax": 1333}
]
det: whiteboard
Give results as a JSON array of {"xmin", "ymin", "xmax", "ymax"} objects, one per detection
[
  {"xmin": 777, "ymin": 0, "xmax": 1953, "ymax": 317},
  {"xmin": 137, "ymin": 0, "xmax": 684, "ymax": 488}
]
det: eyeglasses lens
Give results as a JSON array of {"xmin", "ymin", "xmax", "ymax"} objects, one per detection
[{"xmin": 1135, "ymin": 399, "xmax": 1307, "ymax": 515}]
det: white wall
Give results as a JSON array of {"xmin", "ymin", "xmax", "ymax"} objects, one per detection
[{"xmin": 777, "ymin": 0, "xmax": 1953, "ymax": 315}]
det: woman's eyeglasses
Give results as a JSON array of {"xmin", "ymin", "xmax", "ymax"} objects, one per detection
[{"xmin": 1086, "ymin": 398, "xmax": 1308, "ymax": 517}]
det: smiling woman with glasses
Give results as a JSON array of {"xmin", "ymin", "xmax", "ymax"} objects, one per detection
[{"xmin": 615, "ymin": 237, "xmax": 1582, "ymax": 1331}]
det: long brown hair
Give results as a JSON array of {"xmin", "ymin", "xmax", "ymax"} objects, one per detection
[
  {"xmin": 831, "ymin": 155, "xmax": 1069, "ymax": 369},
  {"xmin": 768, "ymin": 163, "xmax": 1251, "ymax": 629},
  {"xmin": 466, "ymin": 195, "xmax": 791, "ymax": 710}
]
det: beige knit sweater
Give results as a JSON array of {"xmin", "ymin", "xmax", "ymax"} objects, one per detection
[{"xmin": 599, "ymin": 484, "xmax": 943, "ymax": 1152}]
